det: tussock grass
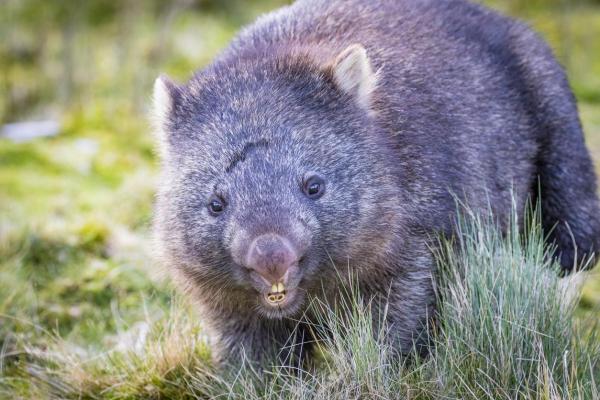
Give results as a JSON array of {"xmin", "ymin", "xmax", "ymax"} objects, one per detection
[
  {"xmin": 2, "ymin": 205, "xmax": 598, "ymax": 399},
  {"xmin": 432, "ymin": 205, "xmax": 600, "ymax": 399}
]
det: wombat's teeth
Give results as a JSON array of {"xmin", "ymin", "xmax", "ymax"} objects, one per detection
[{"xmin": 270, "ymin": 282, "xmax": 285, "ymax": 293}]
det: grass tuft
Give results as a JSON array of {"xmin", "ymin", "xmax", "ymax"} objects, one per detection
[{"xmin": 432, "ymin": 203, "xmax": 600, "ymax": 399}]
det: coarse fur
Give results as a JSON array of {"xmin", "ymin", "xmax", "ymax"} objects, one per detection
[{"xmin": 152, "ymin": 0, "xmax": 600, "ymax": 368}]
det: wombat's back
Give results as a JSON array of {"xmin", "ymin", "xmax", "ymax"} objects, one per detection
[{"xmin": 214, "ymin": 0, "xmax": 539, "ymax": 228}]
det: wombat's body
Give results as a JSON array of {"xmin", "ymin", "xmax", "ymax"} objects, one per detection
[{"xmin": 153, "ymin": 0, "xmax": 600, "ymax": 367}]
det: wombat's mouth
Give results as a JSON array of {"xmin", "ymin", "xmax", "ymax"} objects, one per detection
[
  {"xmin": 244, "ymin": 262, "xmax": 305, "ymax": 316},
  {"xmin": 258, "ymin": 284, "xmax": 304, "ymax": 317},
  {"xmin": 265, "ymin": 282, "xmax": 287, "ymax": 304},
  {"xmin": 262, "ymin": 284, "xmax": 299, "ymax": 309}
]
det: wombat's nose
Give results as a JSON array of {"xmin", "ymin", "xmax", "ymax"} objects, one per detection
[{"xmin": 245, "ymin": 234, "xmax": 298, "ymax": 284}]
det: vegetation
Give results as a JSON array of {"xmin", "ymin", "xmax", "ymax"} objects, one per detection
[
  {"xmin": 2, "ymin": 204, "xmax": 598, "ymax": 399},
  {"xmin": 1, "ymin": 0, "xmax": 599, "ymax": 398}
]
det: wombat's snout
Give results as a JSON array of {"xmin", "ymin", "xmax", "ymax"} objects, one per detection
[{"xmin": 244, "ymin": 234, "xmax": 300, "ymax": 285}]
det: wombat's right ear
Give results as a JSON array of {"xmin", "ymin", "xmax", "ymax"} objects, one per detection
[
  {"xmin": 152, "ymin": 74, "xmax": 181, "ymax": 149},
  {"xmin": 330, "ymin": 44, "xmax": 378, "ymax": 112}
]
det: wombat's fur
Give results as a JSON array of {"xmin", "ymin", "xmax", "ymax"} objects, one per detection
[{"xmin": 152, "ymin": 0, "xmax": 600, "ymax": 367}]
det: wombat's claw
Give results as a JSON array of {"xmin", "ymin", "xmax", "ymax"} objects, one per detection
[{"xmin": 266, "ymin": 282, "xmax": 286, "ymax": 304}]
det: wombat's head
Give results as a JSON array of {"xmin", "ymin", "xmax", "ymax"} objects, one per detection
[{"xmin": 153, "ymin": 44, "xmax": 403, "ymax": 318}]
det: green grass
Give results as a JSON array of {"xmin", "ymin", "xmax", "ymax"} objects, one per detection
[
  {"xmin": 1, "ymin": 0, "xmax": 600, "ymax": 398},
  {"xmin": 2, "ymin": 205, "xmax": 598, "ymax": 399}
]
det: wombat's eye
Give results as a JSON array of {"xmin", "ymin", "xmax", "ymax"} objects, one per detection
[
  {"xmin": 303, "ymin": 175, "xmax": 326, "ymax": 199},
  {"xmin": 208, "ymin": 195, "xmax": 226, "ymax": 216}
]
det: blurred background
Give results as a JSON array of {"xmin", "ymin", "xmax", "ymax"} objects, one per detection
[{"xmin": 1, "ymin": 0, "xmax": 599, "ymax": 363}]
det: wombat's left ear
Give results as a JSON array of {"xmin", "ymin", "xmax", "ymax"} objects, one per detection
[{"xmin": 330, "ymin": 44, "xmax": 378, "ymax": 111}]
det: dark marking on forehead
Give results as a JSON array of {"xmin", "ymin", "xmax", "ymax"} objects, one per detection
[{"xmin": 226, "ymin": 139, "xmax": 269, "ymax": 173}]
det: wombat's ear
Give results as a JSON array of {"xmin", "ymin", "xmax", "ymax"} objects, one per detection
[
  {"xmin": 152, "ymin": 74, "xmax": 181, "ymax": 153},
  {"xmin": 153, "ymin": 74, "xmax": 180, "ymax": 128},
  {"xmin": 330, "ymin": 44, "xmax": 378, "ymax": 111}
]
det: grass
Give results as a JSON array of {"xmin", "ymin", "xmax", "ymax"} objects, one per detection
[
  {"xmin": 432, "ymin": 206, "xmax": 599, "ymax": 399},
  {"xmin": 1, "ymin": 0, "xmax": 600, "ymax": 398},
  {"xmin": 2, "ymin": 204, "xmax": 598, "ymax": 399}
]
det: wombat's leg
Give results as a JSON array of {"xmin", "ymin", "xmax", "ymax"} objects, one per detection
[
  {"xmin": 528, "ymin": 56, "xmax": 600, "ymax": 271},
  {"xmin": 534, "ymin": 98, "xmax": 600, "ymax": 273},
  {"xmin": 511, "ymin": 28, "xmax": 600, "ymax": 272},
  {"xmin": 211, "ymin": 317, "xmax": 313, "ymax": 370},
  {"xmin": 381, "ymin": 254, "xmax": 436, "ymax": 357},
  {"xmin": 537, "ymin": 136, "xmax": 600, "ymax": 272}
]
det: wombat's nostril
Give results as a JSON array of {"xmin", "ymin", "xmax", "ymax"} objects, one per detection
[{"xmin": 245, "ymin": 234, "xmax": 299, "ymax": 284}]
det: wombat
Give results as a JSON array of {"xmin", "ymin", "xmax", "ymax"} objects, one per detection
[{"xmin": 152, "ymin": 0, "xmax": 600, "ymax": 367}]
